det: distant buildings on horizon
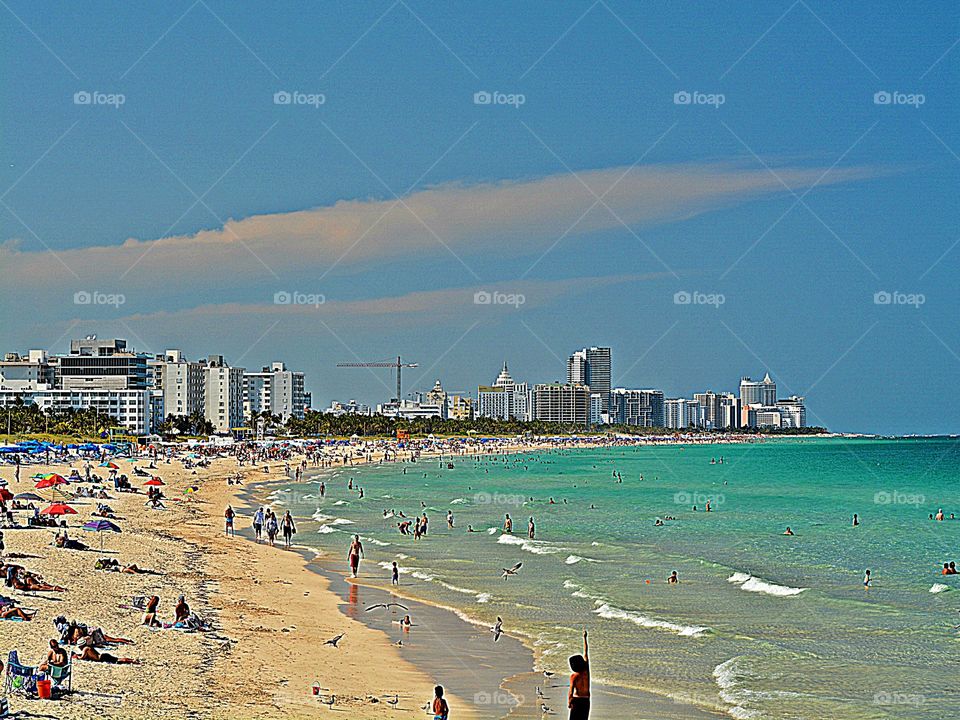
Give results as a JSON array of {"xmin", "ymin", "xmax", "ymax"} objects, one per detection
[
  {"xmin": 0, "ymin": 336, "xmax": 310, "ymax": 436},
  {"xmin": 0, "ymin": 336, "xmax": 807, "ymax": 435},
  {"xmin": 336, "ymin": 346, "xmax": 807, "ymax": 430}
]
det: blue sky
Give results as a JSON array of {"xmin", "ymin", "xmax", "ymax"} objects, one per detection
[{"xmin": 1, "ymin": 1, "xmax": 958, "ymax": 434}]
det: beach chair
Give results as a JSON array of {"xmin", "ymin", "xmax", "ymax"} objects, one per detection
[
  {"xmin": 48, "ymin": 660, "xmax": 72, "ymax": 694},
  {"xmin": 0, "ymin": 696, "xmax": 9, "ymax": 718},
  {"xmin": 4, "ymin": 650, "xmax": 39, "ymax": 697},
  {"xmin": 120, "ymin": 595, "xmax": 147, "ymax": 611}
]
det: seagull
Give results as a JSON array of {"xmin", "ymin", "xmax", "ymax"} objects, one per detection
[
  {"xmin": 394, "ymin": 639, "xmax": 403, "ymax": 647},
  {"xmin": 536, "ymin": 686, "xmax": 545, "ymax": 698},
  {"xmin": 324, "ymin": 633, "xmax": 345, "ymax": 648},
  {"xmin": 541, "ymin": 703, "xmax": 553, "ymax": 715},
  {"xmin": 385, "ymin": 694, "xmax": 399, "ymax": 706},
  {"xmin": 491, "ymin": 616, "xmax": 503, "ymax": 641},
  {"xmin": 543, "ymin": 671, "xmax": 555, "ymax": 678},
  {"xmin": 501, "ymin": 562, "xmax": 522, "ymax": 579},
  {"xmin": 366, "ymin": 602, "xmax": 409, "ymax": 612}
]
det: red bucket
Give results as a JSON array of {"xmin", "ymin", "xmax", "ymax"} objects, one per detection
[{"xmin": 37, "ymin": 678, "xmax": 52, "ymax": 699}]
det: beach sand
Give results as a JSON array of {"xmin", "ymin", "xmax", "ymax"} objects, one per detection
[{"xmin": 0, "ymin": 457, "xmax": 477, "ymax": 719}]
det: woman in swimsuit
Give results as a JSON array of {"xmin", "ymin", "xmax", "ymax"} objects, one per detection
[{"xmin": 347, "ymin": 535, "xmax": 364, "ymax": 578}]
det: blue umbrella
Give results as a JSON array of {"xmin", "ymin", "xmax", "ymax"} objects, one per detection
[{"xmin": 82, "ymin": 519, "xmax": 121, "ymax": 551}]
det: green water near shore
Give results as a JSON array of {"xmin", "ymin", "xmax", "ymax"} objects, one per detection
[{"xmin": 260, "ymin": 438, "xmax": 960, "ymax": 719}]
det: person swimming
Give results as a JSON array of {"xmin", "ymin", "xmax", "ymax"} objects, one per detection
[
  {"xmin": 783, "ymin": 527, "xmax": 794, "ymax": 535},
  {"xmin": 668, "ymin": 571, "xmax": 679, "ymax": 584}
]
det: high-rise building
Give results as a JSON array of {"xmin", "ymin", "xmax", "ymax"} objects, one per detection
[
  {"xmin": 610, "ymin": 388, "xmax": 665, "ymax": 427},
  {"xmin": 567, "ymin": 347, "xmax": 611, "ymax": 414},
  {"xmin": 533, "ymin": 383, "xmax": 591, "ymax": 424},
  {"xmin": 740, "ymin": 373, "xmax": 777, "ymax": 427},
  {"xmin": 478, "ymin": 363, "xmax": 532, "ymax": 421},
  {"xmin": 204, "ymin": 356, "xmax": 245, "ymax": 434},
  {"xmin": 693, "ymin": 391, "xmax": 723, "ymax": 429},
  {"xmin": 244, "ymin": 361, "xmax": 307, "ymax": 421},
  {"xmin": 446, "ymin": 394, "xmax": 473, "ymax": 420},
  {"xmin": 149, "ymin": 350, "xmax": 206, "ymax": 419},
  {"xmin": 776, "ymin": 396, "xmax": 806, "ymax": 427},
  {"xmin": 664, "ymin": 398, "xmax": 687, "ymax": 429}
]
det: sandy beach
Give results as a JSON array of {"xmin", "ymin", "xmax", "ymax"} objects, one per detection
[{"xmin": 0, "ymin": 454, "xmax": 479, "ymax": 719}]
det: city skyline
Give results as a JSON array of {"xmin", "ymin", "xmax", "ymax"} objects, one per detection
[{"xmin": 1, "ymin": 2, "xmax": 958, "ymax": 435}]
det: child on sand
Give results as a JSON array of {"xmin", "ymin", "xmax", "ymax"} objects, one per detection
[{"xmin": 433, "ymin": 685, "xmax": 449, "ymax": 720}]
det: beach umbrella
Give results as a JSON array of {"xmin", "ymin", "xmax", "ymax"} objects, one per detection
[
  {"xmin": 82, "ymin": 518, "xmax": 121, "ymax": 551},
  {"xmin": 13, "ymin": 492, "xmax": 43, "ymax": 502},
  {"xmin": 0, "ymin": 488, "xmax": 13, "ymax": 502},
  {"xmin": 35, "ymin": 475, "xmax": 68, "ymax": 489},
  {"xmin": 143, "ymin": 477, "xmax": 165, "ymax": 486},
  {"xmin": 40, "ymin": 503, "xmax": 77, "ymax": 516},
  {"xmin": 99, "ymin": 461, "xmax": 119, "ymax": 469}
]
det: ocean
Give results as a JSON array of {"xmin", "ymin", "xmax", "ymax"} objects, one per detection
[{"xmin": 255, "ymin": 438, "xmax": 959, "ymax": 719}]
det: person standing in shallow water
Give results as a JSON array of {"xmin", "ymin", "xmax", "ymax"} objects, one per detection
[{"xmin": 568, "ymin": 629, "xmax": 590, "ymax": 719}]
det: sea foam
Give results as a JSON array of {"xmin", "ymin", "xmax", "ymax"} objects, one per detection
[
  {"xmin": 728, "ymin": 572, "xmax": 806, "ymax": 597},
  {"xmin": 593, "ymin": 602, "xmax": 710, "ymax": 638},
  {"xmin": 929, "ymin": 583, "xmax": 950, "ymax": 594}
]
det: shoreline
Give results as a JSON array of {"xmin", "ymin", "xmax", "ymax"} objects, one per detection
[{"xmin": 246, "ymin": 450, "xmax": 728, "ymax": 720}]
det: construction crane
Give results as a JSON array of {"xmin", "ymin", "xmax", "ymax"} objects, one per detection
[{"xmin": 336, "ymin": 356, "xmax": 418, "ymax": 402}]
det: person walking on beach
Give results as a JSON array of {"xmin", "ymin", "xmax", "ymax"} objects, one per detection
[
  {"xmin": 432, "ymin": 685, "xmax": 449, "ymax": 720},
  {"xmin": 253, "ymin": 507, "xmax": 265, "ymax": 542},
  {"xmin": 224, "ymin": 505, "xmax": 236, "ymax": 537},
  {"xmin": 281, "ymin": 511, "xmax": 297, "ymax": 548},
  {"xmin": 568, "ymin": 629, "xmax": 590, "ymax": 719},
  {"xmin": 528, "ymin": 517, "xmax": 535, "ymax": 539},
  {"xmin": 266, "ymin": 511, "xmax": 279, "ymax": 547},
  {"xmin": 392, "ymin": 561, "xmax": 399, "ymax": 586},
  {"xmin": 348, "ymin": 535, "xmax": 364, "ymax": 578}
]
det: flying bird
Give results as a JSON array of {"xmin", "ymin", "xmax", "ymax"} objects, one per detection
[
  {"xmin": 366, "ymin": 602, "xmax": 409, "ymax": 612},
  {"xmin": 491, "ymin": 616, "xmax": 503, "ymax": 641},
  {"xmin": 501, "ymin": 562, "xmax": 523, "ymax": 579},
  {"xmin": 324, "ymin": 633, "xmax": 345, "ymax": 648}
]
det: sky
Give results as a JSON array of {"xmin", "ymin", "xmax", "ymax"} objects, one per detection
[{"xmin": 1, "ymin": 1, "xmax": 958, "ymax": 434}]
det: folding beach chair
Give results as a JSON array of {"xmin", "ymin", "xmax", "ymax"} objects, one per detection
[
  {"xmin": 120, "ymin": 595, "xmax": 147, "ymax": 611},
  {"xmin": 0, "ymin": 697, "xmax": 9, "ymax": 718},
  {"xmin": 48, "ymin": 660, "xmax": 72, "ymax": 694},
  {"xmin": 4, "ymin": 650, "xmax": 39, "ymax": 696}
]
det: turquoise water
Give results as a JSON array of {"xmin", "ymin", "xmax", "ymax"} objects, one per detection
[{"xmin": 260, "ymin": 438, "xmax": 960, "ymax": 719}]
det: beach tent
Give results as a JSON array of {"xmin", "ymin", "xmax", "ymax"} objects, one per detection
[{"xmin": 82, "ymin": 519, "xmax": 121, "ymax": 551}]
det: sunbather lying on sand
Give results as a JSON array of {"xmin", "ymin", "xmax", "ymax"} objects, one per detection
[
  {"xmin": 0, "ymin": 606, "xmax": 36, "ymax": 620},
  {"xmin": 72, "ymin": 637, "xmax": 139, "ymax": 664},
  {"xmin": 2, "ymin": 564, "xmax": 66, "ymax": 592},
  {"xmin": 55, "ymin": 615, "xmax": 134, "ymax": 645}
]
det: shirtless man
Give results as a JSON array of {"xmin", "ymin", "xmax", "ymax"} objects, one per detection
[
  {"xmin": 504, "ymin": 514, "xmax": 513, "ymax": 533},
  {"xmin": 528, "ymin": 517, "xmax": 535, "ymax": 539},
  {"xmin": 347, "ymin": 535, "xmax": 364, "ymax": 578},
  {"xmin": 568, "ymin": 630, "xmax": 590, "ymax": 719},
  {"xmin": 39, "ymin": 639, "xmax": 69, "ymax": 672}
]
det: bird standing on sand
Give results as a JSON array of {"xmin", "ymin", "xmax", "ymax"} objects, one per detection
[
  {"xmin": 501, "ymin": 562, "xmax": 522, "ymax": 579},
  {"xmin": 324, "ymin": 633, "xmax": 345, "ymax": 648}
]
